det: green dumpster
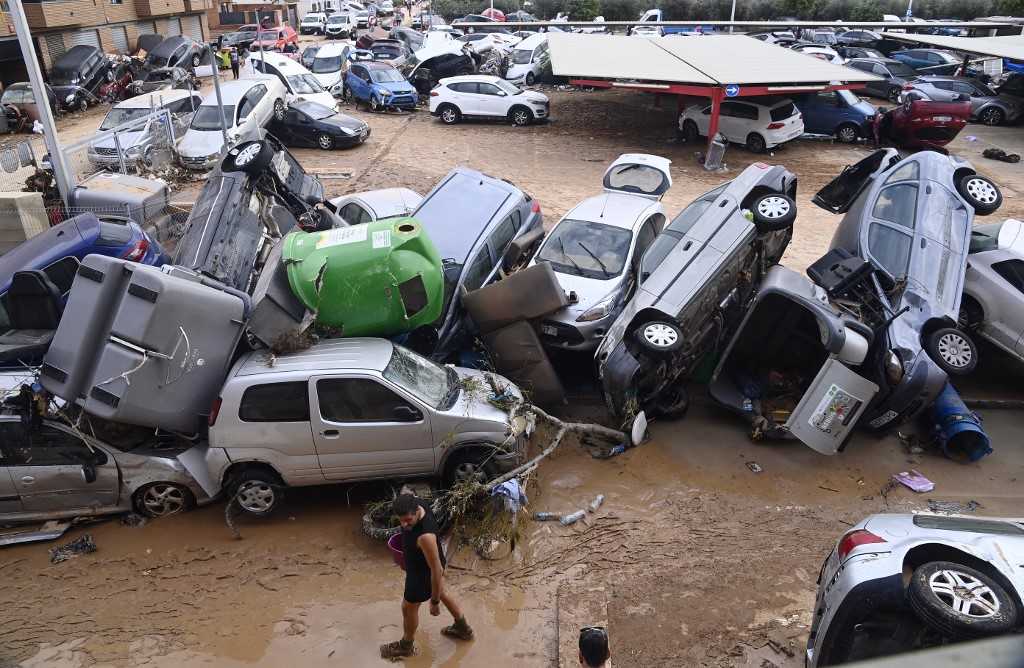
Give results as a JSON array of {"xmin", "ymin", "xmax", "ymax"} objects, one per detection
[{"xmin": 282, "ymin": 217, "xmax": 444, "ymax": 337}]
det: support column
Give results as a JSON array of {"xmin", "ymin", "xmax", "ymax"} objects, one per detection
[{"xmin": 706, "ymin": 87, "xmax": 724, "ymax": 157}]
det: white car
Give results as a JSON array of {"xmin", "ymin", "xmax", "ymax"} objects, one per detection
[
  {"xmin": 176, "ymin": 77, "xmax": 287, "ymax": 170},
  {"xmin": 506, "ymin": 33, "xmax": 548, "ymax": 86},
  {"xmin": 324, "ymin": 12, "xmax": 356, "ymax": 39},
  {"xmin": 430, "ymin": 75, "xmax": 549, "ymax": 126},
  {"xmin": 961, "ymin": 219, "xmax": 1024, "ymax": 365},
  {"xmin": 529, "ymin": 154, "xmax": 671, "ymax": 351},
  {"xmin": 328, "ymin": 187, "xmax": 423, "ymax": 225},
  {"xmin": 244, "ymin": 51, "xmax": 337, "ymax": 109},
  {"xmin": 631, "ymin": 25, "xmax": 664, "ymax": 38},
  {"xmin": 791, "ymin": 43, "xmax": 844, "ymax": 64},
  {"xmin": 380, "ymin": 0, "xmax": 394, "ymax": 14},
  {"xmin": 678, "ymin": 96, "xmax": 804, "ymax": 153},
  {"xmin": 300, "ymin": 12, "xmax": 327, "ymax": 34},
  {"xmin": 457, "ymin": 33, "xmax": 498, "ymax": 54},
  {"xmin": 88, "ymin": 89, "xmax": 202, "ymax": 168},
  {"xmin": 310, "ymin": 42, "xmax": 353, "ymax": 96}
]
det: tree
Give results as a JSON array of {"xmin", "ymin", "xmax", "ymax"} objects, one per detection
[{"xmin": 568, "ymin": 0, "xmax": 601, "ymax": 19}]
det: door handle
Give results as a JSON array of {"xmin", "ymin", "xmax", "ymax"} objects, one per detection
[
  {"xmin": 20, "ymin": 476, "xmax": 34, "ymax": 484},
  {"xmin": 321, "ymin": 429, "xmax": 340, "ymax": 438}
]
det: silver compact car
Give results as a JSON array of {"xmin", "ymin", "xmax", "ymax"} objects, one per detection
[
  {"xmin": 0, "ymin": 414, "xmax": 211, "ymax": 523},
  {"xmin": 531, "ymin": 154, "xmax": 672, "ymax": 351},
  {"xmin": 807, "ymin": 513, "xmax": 1024, "ymax": 667},
  {"xmin": 961, "ymin": 219, "xmax": 1024, "ymax": 366}
]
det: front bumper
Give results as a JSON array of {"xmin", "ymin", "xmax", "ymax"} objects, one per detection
[
  {"xmin": 336, "ymin": 126, "xmax": 371, "ymax": 147},
  {"xmin": 599, "ymin": 343, "xmax": 644, "ymax": 419},
  {"xmin": 177, "ymin": 153, "xmax": 220, "ymax": 170},
  {"xmin": 538, "ymin": 313, "xmax": 610, "ymax": 351},
  {"xmin": 531, "ymin": 102, "xmax": 550, "ymax": 119},
  {"xmin": 862, "ymin": 351, "xmax": 944, "ymax": 432}
]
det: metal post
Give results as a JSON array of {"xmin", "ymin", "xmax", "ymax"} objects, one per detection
[
  {"xmin": 258, "ymin": 10, "xmax": 266, "ymax": 71},
  {"xmin": 113, "ymin": 131, "xmax": 127, "ymax": 174},
  {"xmin": 706, "ymin": 87, "xmax": 723, "ymax": 157},
  {"xmin": 207, "ymin": 45, "xmax": 231, "ymax": 155},
  {"xmin": 906, "ymin": 0, "xmax": 913, "ymax": 19},
  {"xmin": 8, "ymin": 0, "xmax": 75, "ymax": 204},
  {"xmin": 729, "ymin": 0, "xmax": 736, "ymax": 33}
]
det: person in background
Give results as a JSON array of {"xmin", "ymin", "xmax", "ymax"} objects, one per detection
[
  {"xmin": 580, "ymin": 626, "xmax": 610, "ymax": 667},
  {"xmin": 229, "ymin": 47, "xmax": 240, "ymax": 79}
]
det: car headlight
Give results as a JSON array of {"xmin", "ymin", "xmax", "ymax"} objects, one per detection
[
  {"xmin": 65, "ymin": 94, "xmax": 76, "ymax": 104},
  {"xmin": 576, "ymin": 292, "xmax": 618, "ymax": 323},
  {"xmin": 884, "ymin": 349, "xmax": 905, "ymax": 385},
  {"xmin": 125, "ymin": 146, "xmax": 141, "ymax": 157}
]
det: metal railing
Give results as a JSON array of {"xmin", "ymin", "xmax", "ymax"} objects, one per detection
[{"xmin": 0, "ymin": 140, "xmax": 38, "ymax": 193}]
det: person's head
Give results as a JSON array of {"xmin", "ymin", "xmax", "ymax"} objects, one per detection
[
  {"xmin": 579, "ymin": 627, "xmax": 609, "ymax": 667},
  {"xmin": 393, "ymin": 494, "xmax": 420, "ymax": 529}
]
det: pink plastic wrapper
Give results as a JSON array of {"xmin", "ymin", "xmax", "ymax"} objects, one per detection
[{"xmin": 893, "ymin": 470, "xmax": 935, "ymax": 493}]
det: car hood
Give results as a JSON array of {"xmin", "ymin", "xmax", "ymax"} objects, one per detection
[
  {"xmin": 313, "ymin": 71, "xmax": 343, "ymax": 88},
  {"xmin": 521, "ymin": 90, "xmax": 548, "ymax": 104},
  {"xmin": 375, "ymin": 80, "xmax": 417, "ymax": 95},
  {"xmin": 544, "ymin": 269, "xmax": 621, "ymax": 320},
  {"xmin": 437, "ymin": 368, "xmax": 521, "ymax": 432},
  {"xmin": 321, "ymin": 113, "xmax": 365, "ymax": 132},
  {"xmin": 505, "ymin": 64, "xmax": 531, "ymax": 78},
  {"xmin": 178, "ymin": 130, "xmax": 226, "ymax": 157},
  {"xmin": 851, "ymin": 100, "xmax": 877, "ymax": 117}
]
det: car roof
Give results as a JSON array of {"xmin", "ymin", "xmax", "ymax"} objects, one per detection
[
  {"xmin": 315, "ymin": 42, "xmax": 350, "ymax": 57},
  {"xmin": 234, "ymin": 338, "xmax": 394, "ymax": 376},
  {"xmin": 202, "ymin": 78, "xmax": 273, "ymax": 104},
  {"xmin": 566, "ymin": 193, "xmax": 655, "ymax": 229},
  {"xmin": 514, "ymin": 33, "xmax": 547, "ymax": 49},
  {"xmin": 116, "ymin": 89, "xmax": 195, "ymax": 108},
  {"xmin": 362, "ymin": 61, "xmax": 398, "ymax": 70},
  {"xmin": 721, "ymin": 95, "xmax": 792, "ymax": 108},
  {"xmin": 439, "ymin": 74, "xmax": 503, "ymax": 84},
  {"xmin": 250, "ymin": 52, "xmax": 308, "ymax": 73}
]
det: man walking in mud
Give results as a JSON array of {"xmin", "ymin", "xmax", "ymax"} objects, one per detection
[{"xmin": 380, "ymin": 494, "xmax": 473, "ymax": 659}]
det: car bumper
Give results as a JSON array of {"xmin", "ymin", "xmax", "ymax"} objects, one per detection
[
  {"xmin": 531, "ymin": 103, "xmax": 550, "ymax": 119},
  {"xmin": 337, "ymin": 126, "xmax": 371, "ymax": 147},
  {"xmin": 599, "ymin": 343, "xmax": 644, "ymax": 419},
  {"xmin": 765, "ymin": 124, "xmax": 804, "ymax": 147},
  {"xmin": 538, "ymin": 314, "xmax": 611, "ymax": 351},
  {"xmin": 177, "ymin": 153, "xmax": 220, "ymax": 170},
  {"xmin": 862, "ymin": 351, "xmax": 944, "ymax": 432}
]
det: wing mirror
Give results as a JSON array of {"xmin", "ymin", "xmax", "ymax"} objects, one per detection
[{"xmin": 393, "ymin": 405, "xmax": 422, "ymax": 422}]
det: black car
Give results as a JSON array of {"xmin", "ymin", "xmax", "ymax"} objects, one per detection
[
  {"xmin": 49, "ymin": 45, "xmax": 113, "ymax": 112},
  {"xmin": 130, "ymin": 66, "xmax": 196, "ymax": 95},
  {"xmin": 268, "ymin": 100, "xmax": 369, "ymax": 150},
  {"xmin": 835, "ymin": 29, "xmax": 882, "ymax": 47},
  {"xmin": 836, "ymin": 45, "xmax": 885, "ymax": 60},
  {"xmin": 846, "ymin": 57, "xmax": 920, "ymax": 102},
  {"xmin": 145, "ymin": 36, "xmax": 206, "ymax": 71},
  {"xmin": 390, "ymin": 26, "xmax": 424, "ymax": 52}
]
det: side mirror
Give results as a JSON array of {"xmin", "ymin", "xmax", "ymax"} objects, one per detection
[
  {"xmin": 82, "ymin": 463, "xmax": 97, "ymax": 484},
  {"xmin": 497, "ymin": 90, "xmax": 507, "ymax": 97},
  {"xmin": 393, "ymin": 405, "xmax": 422, "ymax": 422}
]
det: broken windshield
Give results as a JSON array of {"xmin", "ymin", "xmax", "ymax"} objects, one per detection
[
  {"xmin": 535, "ymin": 219, "xmax": 631, "ymax": 280},
  {"xmin": 383, "ymin": 344, "xmax": 450, "ymax": 408}
]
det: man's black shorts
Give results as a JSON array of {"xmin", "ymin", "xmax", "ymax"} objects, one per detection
[{"xmin": 404, "ymin": 569, "xmax": 433, "ymax": 604}]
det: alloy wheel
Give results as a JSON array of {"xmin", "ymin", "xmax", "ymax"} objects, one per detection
[
  {"xmin": 236, "ymin": 481, "xmax": 276, "ymax": 513},
  {"xmin": 936, "ymin": 331, "xmax": 973, "ymax": 368},
  {"xmin": 757, "ymin": 195, "xmax": 791, "ymax": 219},
  {"xmin": 141, "ymin": 483, "xmax": 187, "ymax": 516},
  {"xmin": 980, "ymin": 108, "xmax": 1003, "ymax": 125},
  {"xmin": 838, "ymin": 125, "xmax": 858, "ymax": 143},
  {"xmin": 643, "ymin": 323, "xmax": 678, "ymax": 349},
  {"xmin": 442, "ymin": 108, "xmax": 457, "ymax": 123},
  {"xmin": 234, "ymin": 143, "xmax": 261, "ymax": 167},
  {"xmin": 965, "ymin": 177, "xmax": 999, "ymax": 204},
  {"xmin": 512, "ymin": 109, "xmax": 529, "ymax": 125},
  {"xmin": 928, "ymin": 569, "xmax": 1001, "ymax": 618}
]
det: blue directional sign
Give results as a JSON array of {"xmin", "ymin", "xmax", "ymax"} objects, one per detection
[{"xmin": 725, "ymin": 84, "xmax": 740, "ymax": 97}]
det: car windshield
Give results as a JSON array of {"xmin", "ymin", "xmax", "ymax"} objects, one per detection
[
  {"xmin": 862, "ymin": 48, "xmax": 884, "ymax": 58},
  {"xmin": 975, "ymin": 81, "xmax": 998, "ymax": 96},
  {"xmin": 382, "ymin": 344, "xmax": 450, "ymax": 408},
  {"xmin": 536, "ymin": 219, "xmax": 632, "ymax": 279},
  {"xmin": 298, "ymin": 101, "xmax": 336, "ymax": 119},
  {"xmin": 837, "ymin": 89, "xmax": 863, "ymax": 104},
  {"xmin": 190, "ymin": 105, "xmax": 234, "ymax": 130},
  {"xmin": 328, "ymin": 15, "xmax": 349, "ymax": 23},
  {"xmin": 287, "ymin": 74, "xmax": 325, "ymax": 94},
  {"xmin": 100, "ymin": 107, "xmax": 153, "ymax": 130},
  {"xmin": 256, "ymin": 31, "xmax": 280, "ymax": 41},
  {"xmin": 512, "ymin": 48, "xmax": 532, "ymax": 64},
  {"xmin": 888, "ymin": 62, "xmax": 918, "ymax": 77},
  {"xmin": 312, "ymin": 55, "xmax": 343, "ymax": 73},
  {"xmin": 494, "ymin": 79, "xmax": 522, "ymax": 95},
  {"xmin": 146, "ymin": 69, "xmax": 174, "ymax": 82},
  {"xmin": 369, "ymin": 67, "xmax": 404, "ymax": 83}
]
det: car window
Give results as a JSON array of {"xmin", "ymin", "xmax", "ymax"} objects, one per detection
[
  {"xmin": 885, "ymin": 161, "xmax": 918, "ymax": 184},
  {"xmin": 868, "ymin": 223, "xmax": 912, "ymax": 278},
  {"xmin": 489, "ymin": 212, "xmax": 518, "ymax": 255},
  {"xmin": 769, "ymin": 102, "xmax": 797, "ymax": 121},
  {"xmin": 632, "ymin": 219, "xmax": 658, "ymax": 270},
  {"xmin": 872, "ymin": 183, "xmax": 918, "ymax": 229},
  {"xmin": 316, "ymin": 378, "xmax": 415, "ymax": 422},
  {"xmin": 872, "ymin": 64, "xmax": 889, "ymax": 76},
  {"xmin": 849, "ymin": 61, "xmax": 871, "ymax": 72},
  {"xmin": 340, "ymin": 202, "xmax": 372, "ymax": 225},
  {"xmin": 462, "ymin": 248, "xmax": 492, "ymax": 291},
  {"xmin": 249, "ymin": 85, "xmax": 267, "ymax": 106},
  {"xmin": 992, "ymin": 259, "xmax": 1024, "ymax": 294},
  {"xmin": 239, "ymin": 381, "xmax": 310, "ymax": 422},
  {"xmin": 478, "ymin": 83, "xmax": 502, "ymax": 96},
  {"xmin": 954, "ymin": 82, "xmax": 976, "ymax": 95},
  {"xmin": 0, "ymin": 424, "xmax": 105, "ymax": 466}
]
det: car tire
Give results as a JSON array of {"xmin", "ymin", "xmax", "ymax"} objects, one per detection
[
  {"xmin": 105, "ymin": 68, "xmax": 115, "ymax": 82},
  {"xmin": 525, "ymin": 72, "xmax": 535, "ymax": 86},
  {"xmin": 650, "ymin": 385, "xmax": 689, "ymax": 420},
  {"xmin": 509, "ymin": 105, "xmax": 532, "ymax": 126},
  {"xmin": 926, "ymin": 326, "xmax": 978, "ymax": 375},
  {"xmin": 750, "ymin": 192, "xmax": 797, "ymax": 232},
  {"xmin": 222, "ymin": 139, "xmax": 274, "ymax": 174},
  {"xmin": 745, "ymin": 133, "xmax": 767, "ymax": 153},
  {"xmin": 836, "ymin": 123, "xmax": 860, "ymax": 143},
  {"xmin": 230, "ymin": 469, "xmax": 283, "ymax": 517},
  {"xmin": 443, "ymin": 448, "xmax": 499, "ymax": 489},
  {"xmin": 681, "ymin": 119, "xmax": 700, "ymax": 143},
  {"xmin": 979, "ymin": 106, "xmax": 1005, "ymax": 126},
  {"xmin": 133, "ymin": 482, "xmax": 194, "ymax": 518},
  {"xmin": 273, "ymin": 98, "xmax": 286, "ymax": 122},
  {"xmin": 439, "ymin": 103, "xmax": 461, "ymax": 124},
  {"xmin": 77, "ymin": 98, "xmax": 88, "ymax": 113},
  {"xmin": 317, "ymin": 132, "xmax": 334, "ymax": 150},
  {"xmin": 888, "ymin": 86, "xmax": 902, "ymax": 103},
  {"xmin": 369, "ymin": 95, "xmax": 382, "ymax": 112},
  {"xmin": 634, "ymin": 320, "xmax": 684, "ymax": 356},
  {"xmin": 192, "ymin": 53, "xmax": 202, "ymax": 68},
  {"xmin": 956, "ymin": 173, "xmax": 1002, "ymax": 215},
  {"xmin": 908, "ymin": 561, "xmax": 1018, "ymax": 638}
]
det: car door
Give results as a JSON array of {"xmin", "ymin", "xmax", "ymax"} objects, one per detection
[
  {"xmin": 862, "ymin": 162, "xmax": 922, "ymax": 291},
  {"xmin": 448, "ymin": 81, "xmax": 476, "ymax": 113},
  {"xmin": 475, "ymin": 81, "xmax": 508, "ymax": 117},
  {"xmin": 0, "ymin": 440, "xmax": 23, "ymax": 515},
  {"xmin": 797, "ymin": 93, "xmax": 827, "ymax": 133},
  {"xmin": 2, "ymin": 422, "xmax": 119, "ymax": 513},
  {"xmin": 348, "ymin": 65, "xmax": 369, "ymax": 100},
  {"xmin": 309, "ymin": 375, "xmax": 434, "ymax": 479},
  {"xmin": 987, "ymin": 259, "xmax": 1024, "ymax": 355},
  {"xmin": 250, "ymin": 84, "xmax": 272, "ymax": 126}
]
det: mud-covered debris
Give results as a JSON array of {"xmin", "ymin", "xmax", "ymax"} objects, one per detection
[
  {"xmin": 49, "ymin": 534, "xmax": 97, "ymax": 564},
  {"xmin": 120, "ymin": 513, "xmax": 148, "ymax": 528},
  {"xmin": 746, "ymin": 461, "xmax": 763, "ymax": 474},
  {"xmin": 928, "ymin": 499, "xmax": 981, "ymax": 514},
  {"xmin": 559, "ymin": 510, "xmax": 585, "ymax": 526},
  {"xmin": 588, "ymin": 495, "xmax": 605, "ymax": 513},
  {"xmin": 983, "ymin": 147, "xmax": 1021, "ymax": 163}
]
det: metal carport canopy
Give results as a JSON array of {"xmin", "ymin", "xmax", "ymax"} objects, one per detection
[
  {"xmin": 548, "ymin": 33, "xmax": 879, "ymax": 150},
  {"xmin": 884, "ymin": 32, "xmax": 1024, "ymax": 61}
]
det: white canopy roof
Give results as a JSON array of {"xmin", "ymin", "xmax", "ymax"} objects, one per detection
[
  {"xmin": 885, "ymin": 32, "xmax": 1024, "ymax": 61},
  {"xmin": 549, "ymin": 33, "xmax": 878, "ymax": 87}
]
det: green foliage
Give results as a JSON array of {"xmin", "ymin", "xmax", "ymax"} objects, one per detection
[{"xmin": 570, "ymin": 0, "xmax": 602, "ymax": 19}]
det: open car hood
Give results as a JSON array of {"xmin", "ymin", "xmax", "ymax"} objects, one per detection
[{"xmin": 812, "ymin": 148, "xmax": 901, "ymax": 214}]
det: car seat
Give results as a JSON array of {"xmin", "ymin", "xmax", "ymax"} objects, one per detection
[{"xmin": 0, "ymin": 270, "xmax": 64, "ymax": 365}]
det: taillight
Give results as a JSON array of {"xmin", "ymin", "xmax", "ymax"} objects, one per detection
[
  {"xmin": 120, "ymin": 239, "xmax": 149, "ymax": 262},
  {"xmin": 208, "ymin": 397, "xmax": 222, "ymax": 427},
  {"xmin": 766, "ymin": 122, "xmax": 785, "ymax": 129},
  {"xmin": 430, "ymin": 90, "xmax": 439, "ymax": 96},
  {"xmin": 837, "ymin": 529, "xmax": 886, "ymax": 561},
  {"xmin": 531, "ymin": 200, "xmax": 541, "ymax": 214}
]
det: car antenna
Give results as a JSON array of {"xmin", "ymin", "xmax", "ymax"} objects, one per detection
[{"xmin": 599, "ymin": 193, "xmax": 609, "ymax": 219}]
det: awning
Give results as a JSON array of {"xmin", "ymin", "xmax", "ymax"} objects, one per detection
[
  {"xmin": 549, "ymin": 33, "xmax": 879, "ymax": 86},
  {"xmin": 884, "ymin": 32, "xmax": 1024, "ymax": 61}
]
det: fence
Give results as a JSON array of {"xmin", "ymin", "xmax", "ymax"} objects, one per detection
[{"xmin": 0, "ymin": 141, "xmax": 38, "ymax": 193}]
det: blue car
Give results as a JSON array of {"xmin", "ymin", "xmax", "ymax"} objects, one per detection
[
  {"xmin": 0, "ymin": 212, "xmax": 168, "ymax": 328},
  {"xmin": 343, "ymin": 61, "xmax": 419, "ymax": 111},
  {"xmin": 889, "ymin": 48, "xmax": 960, "ymax": 75},
  {"xmin": 793, "ymin": 90, "xmax": 877, "ymax": 143}
]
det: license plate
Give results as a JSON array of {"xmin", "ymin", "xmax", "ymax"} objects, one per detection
[
  {"xmin": 931, "ymin": 115, "xmax": 952, "ymax": 122},
  {"xmin": 541, "ymin": 325, "xmax": 558, "ymax": 336}
]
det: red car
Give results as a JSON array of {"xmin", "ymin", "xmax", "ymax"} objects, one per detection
[
  {"xmin": 875, "ymin": 96, "xmax": 970, "ymax": 151},
  {"xmin": 250, "ymin": 26, "xmax": 299, "ymax": 54}
]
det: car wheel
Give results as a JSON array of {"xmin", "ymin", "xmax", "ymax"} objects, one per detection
[
  {"xmin": 836, "ymin": 123, "xmax": 860, "ymax": 143},
  {"xmin": 222, "ymin": 139, "xmax": 274, "ymax": 174},
  {"xmin": 369, "ymin": 95, "xmax": 382, "ymax": 112},
  {"xmin": 439, "ymin": 104, "xmax": 461, "ymax": 124},
  {"xmin": 745, "ymin": 132, "xmax": 767, "ymax": 153},
  {"xmin": 926, "ymin": 327, "xmax": 978, "ymax": 375},
  {"xmin": 525, "ymin": 72, "xmax": 535, "ymax": 86},
  {"xmin": 681, "ymin": 119, "xmax": 700, "ymax": 143},
  {"xmin": 105, "ymin": 68, "xmax": 115, "ymax": 82},
  {"xmin": 273, "ymin": 98, "xmax": 286, "ymax": 122},
  {"xmin": 231, "ymin": 470, "xmax": 282, "ymax": 517},
  {"xmin": 192, "ymin": 53, "xmax": 202, "ymax": 68},
  {"xmin": 77, "ymin": 98, "xmax": 88, "ymax": 113},
  {"xmin": 317, "ymin": 132, "xmax": 334, "ymax": 150},
  {"xmin": 510, "ymin": 105, "xmax": 532, "ymax": 126},
  {"xmin": 908, "ymin": 561, "xmax": 1018, "ymax": 638},
  {"xmin": 650, "ymin": 385, "xmax": 689, "ymax": 420},
  {"xmin": 134, "ymin": 482, "xmax": 194, "ymax": 518},
  {"xmin": 634, "ymin": 320, "xmax": 684, "ymax": 356},
  {"xmin": 888, "ymin": 86, "xmax": 902, "ymax": 103},
  {"xmin": 443, "ymin": 449, "xmax": 499, "ymax": 488},
  {"xmin": 979, "ymin": 106, "xmax": 1005, "ymax": 126},
  {"xmin": 956, "ymin": 173, "xmax": 1002, "ymax": 215},
  {"xmin": 750, "ymin": 192, "xmax": 797, "ymax": 232}
]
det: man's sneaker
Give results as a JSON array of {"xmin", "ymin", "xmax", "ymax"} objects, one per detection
[{"xmin": 441, "ymin": 616, "xmax": 474, "ymax": 641}]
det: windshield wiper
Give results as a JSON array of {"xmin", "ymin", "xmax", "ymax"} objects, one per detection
[
  {"xmin": 578, "ymin": 240, "xmax": 610, "ymax": 277},
  {"xmin": 557, "ymin": 236, "xmax": 582, "ymax": 272}
]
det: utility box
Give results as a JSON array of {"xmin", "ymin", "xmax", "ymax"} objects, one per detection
[
  {"xmin": 0, "ymin": 192, "xmax": 48, "ymax": 255},
  {"xmin": 69, "ymin": 172, "xmax": 170, "ymax": 228}
]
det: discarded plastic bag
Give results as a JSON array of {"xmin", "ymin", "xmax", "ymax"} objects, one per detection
[{"xmin": 893, "ymin": 470, "xmax": 934, "ymax": 493}]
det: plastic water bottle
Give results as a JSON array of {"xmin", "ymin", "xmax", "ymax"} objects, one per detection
[
  {"xmin": 533, "ymin": 512, "xmax": 559, "ymax": 522},
  {"xmin": 560, "ymin": 510, "xmax": 586, "ymax": 526},
  {"xmin": 588, "ymin": 495, "xmax": 605, "ymax": 513}
]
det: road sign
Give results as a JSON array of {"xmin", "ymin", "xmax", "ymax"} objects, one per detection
[{"xmin": 725, "ymin": 84, "xmax": 740, "ymax": 97}]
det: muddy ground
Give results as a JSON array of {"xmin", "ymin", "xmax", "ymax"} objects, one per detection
[{"xmin": 3, "ymin": 41, "xmax": 1024, "ymax": 668}]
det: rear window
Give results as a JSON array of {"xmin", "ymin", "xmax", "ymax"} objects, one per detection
[
  {"xmin": 913, "ymin": 515, "xmax": 1024, "ymax": 535},
  {"xmin": 770, "ymin": 102, "xmax": 797, "ymax": 122},
  {"xmin": 239, "ymin": 381, "xmax": 310, "ymax": 422}
]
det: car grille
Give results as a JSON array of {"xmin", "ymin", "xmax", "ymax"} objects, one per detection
[
  {"xmin": 539, "ymin": 320, "xmax": 584, "ymax": 345},
  {"xmin": 390, "ymin": 95, "xmax": 415, "ymax": 106},
  {"xmin": 181, "ymin": 155, "xmax": 210, "ymax": 166},
  {"xmin": 92, "ymin": 147, "xmax": 119, "ymax": 156}
]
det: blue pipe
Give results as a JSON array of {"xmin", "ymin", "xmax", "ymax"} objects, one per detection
[{"xmin": 931, "ymin": 382, "xmax": 992, "ymax": 462}]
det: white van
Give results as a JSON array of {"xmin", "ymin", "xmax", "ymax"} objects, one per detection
[
  {"xmin": 310, "ymin": 42, "xmax": 353, "ymax": 96},
  {"xmin": 244, "ymin": 51, "xmax": 337, "ymax": 109},
  {"xmin": 505, "ymin": 33, "xmax": 548, "ymax": 86},
  {"xmin": 300, "ymin": 12, "xmax": 327, "ymax": 34}
]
